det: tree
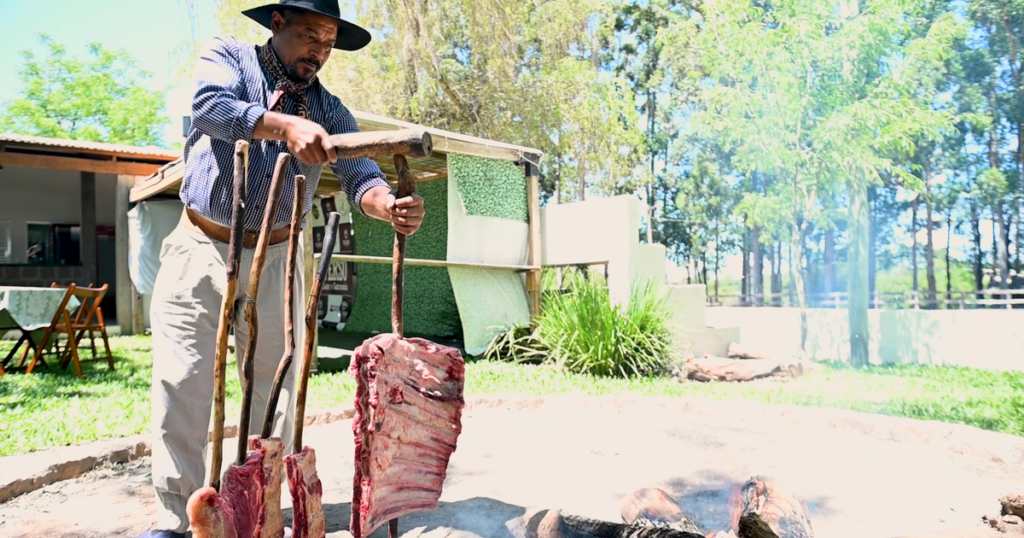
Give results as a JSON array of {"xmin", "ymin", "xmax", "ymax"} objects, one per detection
[{"xmin": 0, "ymin": 34, "xmax": 169, "ymax": 147}]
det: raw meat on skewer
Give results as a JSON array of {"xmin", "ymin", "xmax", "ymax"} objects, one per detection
[
  {"xmin": 348, "ymin": 154, "xmax": 466, "ymax": 538},
  {"xmin": 282, "ymin": 208, "xmax": 342, "ymax": 538},
  {"xmin": 186, "ymin": 150, "xmax": 289, "ymax": 538}
]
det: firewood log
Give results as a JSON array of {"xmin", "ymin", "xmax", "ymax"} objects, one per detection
[
  {"xmin": 684, "ymin": 358, "xmax": 793, "ymax": 383},
  {"xmin": 735, "ymin": 477, "xmax": 814, "ymax": 538},
  {"xmin": 619, "ymin": 488, "xmax": 703, "ymax": 535},
  {"xmin": 1002, "ymin": 494, "xmax": 1024, "ymax": 519},
  {"xmin": 536, "ymin": 509, "xmax": 704, "ymax": 538},
  {"xmin": 727, "ymin": 343, "xmax": 774, "ymax": 361}
]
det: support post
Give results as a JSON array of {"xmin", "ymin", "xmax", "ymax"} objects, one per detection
[
  {"xmin": 81, "ymin": 172, "xmax": 98, "ymax": 288},
  {"xmin": 526, "ymin": 163, "xmax": 542, "ymax": 320},
  {"xmin": 115, "ymin": 175, "xmax": 135, "ymax": 334}
]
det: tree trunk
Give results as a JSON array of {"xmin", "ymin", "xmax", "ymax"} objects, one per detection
[
  {"xmin": 996, "ymin": 205, "xmax": 1010, "ymax": 289},
  {"xmin": 787, "ymin": 240, "xmax": 796, "ymax": 307},
  {"xmin": 848, "ymin": 180, "xmax": 870, "ymax": 367},
  {"xmin": 868, "ymin": 185, "xmax": 878, "ymax": 308},
  {"xmin": 911, "ymin": 195, "xmax": 919, "ymax": 292},
  {"xmin": 742, "ymin": 229, "xmax": 750, "ymax": 305},
  {"xmin": 924, "ymin": 155, "xmax": 937, "ymax": 309},
  {"xmin": 824, "ymin": 226, "xmax": 836, "ymax": 302},
  {"xmin": 701, "ymin": 251, "xmax": 708, "ymax": 288},
  {"xmin": 790, "ymin": 224, "xmax": 808, "ymax": 351},
  {"xmin": 971, "ymin": 198, "xmax": 983, "ymax": 291},
  {"xmin": 714, "ymin": 219, "xmax": 721, "ymax": 302},
  {"xmin": 946, "ymin": 206, "xmax": 953, "ymax": 308},
  {"xmin": 752, "ymin": 227, "xmax": 763, "ymax": 306},
  {"xmin": 773, "ymin": 241, "xmax": 782, "ymax": 306}
]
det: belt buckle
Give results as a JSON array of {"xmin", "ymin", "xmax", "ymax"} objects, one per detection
[{"xmin": 243, "ymin": 233, "xmax": 257, "ymax": 249}]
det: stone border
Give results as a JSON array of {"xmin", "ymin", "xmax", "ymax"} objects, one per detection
[
  {"xmin": 0, "ymin": 397, "xmax": 519, "ymax": 504},
  {"xmin": 0, "ymin": 405, "xmax": 358, "ymax": 505}
]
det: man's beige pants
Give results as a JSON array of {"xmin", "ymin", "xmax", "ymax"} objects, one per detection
[{"xmin": 149, "ymin": 220, "xmax": 305, "ymax": 533}]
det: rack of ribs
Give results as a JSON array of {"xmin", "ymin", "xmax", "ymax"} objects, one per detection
[{"xmin": 349, "ymin": 333, "xmax": 466, "ymax": 538}]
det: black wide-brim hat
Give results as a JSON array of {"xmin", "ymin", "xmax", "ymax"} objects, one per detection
[{"xmin": 241, "ymin": 0, "xmax": 371, "ymax": 51}]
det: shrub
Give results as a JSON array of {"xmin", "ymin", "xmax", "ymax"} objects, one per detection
[{"xmin": 485, "ymin": 271, "xmax": 677, "ymax": 378}]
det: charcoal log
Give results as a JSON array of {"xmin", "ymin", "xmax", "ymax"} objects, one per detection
[
  {"xmin": 1003, "ymin": 494, "xmax": 1024, "ymax": 519},
  {"xmin": 536, "ymin": 509, "xmax": 704, "ymax": 538},
  {"xmin": 619, "ymin": 488, "xmax": 703, "ymax": 535},
  {"xmin": 736, "ymin": 477, "xmax": 814, "ymax": 538},
  {"xmin": 685, "ymin": 358, "xmax": 797, "ymax": 383}
]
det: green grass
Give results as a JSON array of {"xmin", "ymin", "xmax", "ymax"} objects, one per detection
[{"xmin": 1, "ymin": 335, "xmax": 1022, "ymax": 457}]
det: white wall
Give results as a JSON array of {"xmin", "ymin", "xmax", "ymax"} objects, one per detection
[
  {"xmin": 706, "ymin": 306, "xmax": 1024, "ymax": 371},
  {"xmin": 540, "ymin": 195, "xmax": 664, "ymax": 305},
  {"xmin": 0, "ymin": 165, "xmax": 117, "ymax": 263}
]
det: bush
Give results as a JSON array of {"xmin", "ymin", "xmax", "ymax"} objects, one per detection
[{"xmin": 485, "ymin": 270, "xmax": 677, "ymax": 378}]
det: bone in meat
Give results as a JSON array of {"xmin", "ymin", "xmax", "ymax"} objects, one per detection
[
  {"xmin": 348, "ymin": 333, "xmax": 465, "ymax": 538},
  {"xmin": 284, "ymin": 446, "xmax": 326, "ymax": 538},
  {"xmin": 247, "ymin": 436, "xmax": 285, "ymax": 538}
]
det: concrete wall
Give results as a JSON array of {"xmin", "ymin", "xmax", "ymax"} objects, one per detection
[
  {"xmin": 541, "ymin": 195, "xmax": 666, "ymax": 306},
  {"xmin": 0, "ymin": 165, "xmax": 117, "ymax": 265},
  {"xmin": 705, "ymin": 306, "xmax": 1024, "ymax": 371}
]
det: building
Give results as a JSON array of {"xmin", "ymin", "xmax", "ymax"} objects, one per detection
[{"xmin": 0, "ymin": 134, "xmax": 179, "ymax": 324}]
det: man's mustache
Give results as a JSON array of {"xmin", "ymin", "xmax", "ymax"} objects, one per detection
[{"xmin": 298, "ymin": 57, "xmax": 321, "ymax": 69}]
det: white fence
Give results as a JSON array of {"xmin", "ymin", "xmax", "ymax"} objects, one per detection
[{"xmin": 705, "ymin": 306, "xmax": 1024, "ymax": 372}]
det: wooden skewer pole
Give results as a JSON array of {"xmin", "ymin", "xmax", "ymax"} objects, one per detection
[
  {"xmin": 261, "ymin": 175, "xmax": 306, "ymax": 439},
  {"xmin": 209, "ymin": 140, "xmax": 248, "ymax": 491},
  {"xmin": 292, "ymin": 210, "xmax": 341, "ymax": 451},
  {"xmin": 236, "ymin": 152, "xmax": 289, "ymax": 466},
  {"xmin": 387, "ymin": 154, "xmax": 418, "ymax": 538}
]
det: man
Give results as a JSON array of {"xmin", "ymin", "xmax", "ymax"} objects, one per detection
[{"xmin": 140, "ymin": 1, "xmax": 424, "ymax": 536}]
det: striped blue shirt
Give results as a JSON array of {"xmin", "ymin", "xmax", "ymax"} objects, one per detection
[{"xmin": 180, "ymin": 36, "xmax": 390, "ymax": 231}]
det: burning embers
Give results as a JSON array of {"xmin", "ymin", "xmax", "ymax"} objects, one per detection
[{"xmin": 532, "ymin": 477, "xmax": 814, "ymax": 538}]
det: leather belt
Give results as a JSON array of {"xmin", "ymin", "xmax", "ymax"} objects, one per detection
[{"xmin": 183, "ymin": 208, "xmax": 290, "ymax": 249}]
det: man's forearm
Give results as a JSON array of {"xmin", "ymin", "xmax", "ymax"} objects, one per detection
[
  {"xmin": 359, "ymin": 185, "xmax": 394, "ymax": 221},
  {"xmin": 252, "ymin": 111, "xmax": 297, "ymax": 142}
]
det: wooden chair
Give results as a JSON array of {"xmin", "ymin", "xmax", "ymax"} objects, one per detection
[
  {"xmin": 23, "ymin": 285, "xmax": 78, "ymax": 375},
  {"xmin": 25, "ymin": 284, "xmax": 115, "ymax": 378}
]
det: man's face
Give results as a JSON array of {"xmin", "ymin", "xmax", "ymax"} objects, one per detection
[{"xmin": 270, "ymin": 10, "xmax": 338, "ymax": 82}]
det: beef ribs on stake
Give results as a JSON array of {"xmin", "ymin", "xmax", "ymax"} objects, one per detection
[
  {"xmin": 349, "ymin": 334, "xmax": 466, "ymax": 538},
  {"xmin": 349, "ymin": 151, "xmax": 465, "ymax": 538}
]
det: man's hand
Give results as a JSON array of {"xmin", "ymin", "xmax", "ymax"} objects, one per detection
[
  {"xmin": 283, "ymin": 116, "xmax": 338, "ymax": 166},
  {"xmin": 362, "ymin": 186, "xmax": 425, "ymax": 235},
  {"xmin": 254, "ymin": 112, "xmax": 338, "ymax": 166}
]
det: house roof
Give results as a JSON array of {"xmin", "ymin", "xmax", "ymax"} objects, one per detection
[
  {"xmin": 0, "ymin": 133, "xmax": 180, "ymax": 176},
  {"xmin": 130, "ymin": 110, "xmax": 544, "ymax": 203}
]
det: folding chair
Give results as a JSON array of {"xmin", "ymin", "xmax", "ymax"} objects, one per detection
[
  {"xmin": 56, "ymin": 283, "xmax": 114, "ymax": 372},
  {"xmin": 25, "ymin": 284, "xmax": 115, "ymax": 378},
  {"xmin": 23, "ymin": 285, "xmax": 78, "ymax": 375}
]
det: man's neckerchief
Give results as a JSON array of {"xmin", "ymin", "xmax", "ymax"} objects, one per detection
[{"xmin": 257, "ymin": 39, "xmax": 315, "ymax": 119}]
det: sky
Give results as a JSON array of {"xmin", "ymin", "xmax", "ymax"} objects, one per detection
[{"xmin": 0, "ymin": 0, "xmax": 220, "ymax": 148}]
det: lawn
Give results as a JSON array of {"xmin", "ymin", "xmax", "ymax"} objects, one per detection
[{"xmin": 1, "ymin": 335, "xmax": 1022, "ymax": 457}]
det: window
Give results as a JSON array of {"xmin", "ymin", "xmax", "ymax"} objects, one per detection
[{"xmin": 26, "ymin": 223, "xmax": 81, "ymax": 266}]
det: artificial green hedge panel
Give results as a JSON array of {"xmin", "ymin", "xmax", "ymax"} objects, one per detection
[
  {"xmin": 449, "ymin": 153, "xmax": 528, "ymax": 222},
  {"xmin": 343, "ymin": 178, "xmax": 462, "ymax": 338}
]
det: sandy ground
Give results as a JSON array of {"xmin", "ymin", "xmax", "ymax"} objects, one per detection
[{"xmin": 1, "ymin": 397, "xmax": 1021, "ymax": 538}]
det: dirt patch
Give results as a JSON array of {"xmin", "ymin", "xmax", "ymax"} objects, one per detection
[{"xmin": 1, "ymin": 397, "xmax": 1021, "ymax": 538}]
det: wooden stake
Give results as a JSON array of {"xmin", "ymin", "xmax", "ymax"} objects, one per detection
[
  {"xmin": 391, "ymin": 153, "xmax": 417, "ymax": 338},
  {"xmin": 209, "ymin": 140, "xmax": 247, "ymax": 491},
  {"xmin": 261, "ymin": 175, "xmax": 306, "ymax": 440},
  {"xmin": 237, "ymin": 152, "xmax": 289, "ymax": 466},
  {"xmin": 293, "ymin": 211, "xmax": 341, "ymax": 451}
]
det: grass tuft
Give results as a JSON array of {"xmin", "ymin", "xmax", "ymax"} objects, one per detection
[{"xmin": 485, "ymin": 272, "xmax": 677, "ymax": 378}]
